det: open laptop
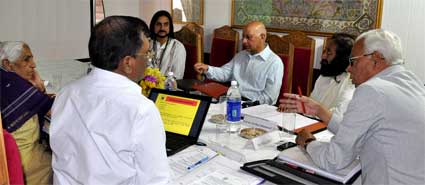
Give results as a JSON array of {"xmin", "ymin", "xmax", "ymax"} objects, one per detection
[{"xmin": 148, "ymin": 88, "xmax": 212, "ymax": 156}]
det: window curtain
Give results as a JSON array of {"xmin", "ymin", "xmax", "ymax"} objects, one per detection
[{"xmin": 181, "ymin": 0, "xmax": 194, "ymax": 22}]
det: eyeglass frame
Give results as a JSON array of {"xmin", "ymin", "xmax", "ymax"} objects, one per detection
[
  {"xmin": 133, "ymin": 50, "xmax": 155, "ymax": 63},
  {"xmin": 348, "ymin": 53, "xmax": 374, "ymax": 66}
]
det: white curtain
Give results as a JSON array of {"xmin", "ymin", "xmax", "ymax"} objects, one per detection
[{"xmin": 181, "ymin": 0, "xmax": 194, "ymax": 22}]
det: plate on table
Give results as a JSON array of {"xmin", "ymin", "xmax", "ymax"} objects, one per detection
[
  {"xmin": 208, "ymin": 114, "xmax": 225, "ymax": 124},
  {"xmin": 240, "ymin": 128, "xmax": 267, "ymax": 139}
]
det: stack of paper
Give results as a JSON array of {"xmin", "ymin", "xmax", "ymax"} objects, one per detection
[
  {"xmin": 241, "ymin": 104, "xmax": 320, "ymax": 132},
  {"xmin": 277, "ymin": 147, "xmax": 361, "ymax": 184},
  {"xmin": 169, "ymin": 145, "xmax": 263, "ymax": 185}
]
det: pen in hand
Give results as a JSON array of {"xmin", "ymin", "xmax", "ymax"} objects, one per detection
[
  {"xmin": 187, "ymin": 156, "xmax": 209, "ymax": 171},
  {"xmin": 297, "ymin": 86, "xmax": 306, "ymax": 113}
]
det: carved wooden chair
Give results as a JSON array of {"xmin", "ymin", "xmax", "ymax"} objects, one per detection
[
  {"xmin": 175, "ymin": 26, "xmax": 203, "ymax": 80},
  {"xmin": 281, "ymin": 31, "xmax": 316, "ymax": 96},
  {"xmin": 210, "ymin": 25, "xmax": 239, "ymax": 67},
  {"xmin": 184, "ymin": 23, "xmax": 204, "ymax": 63},
  {"xmin": 267, "ymin": 33, "xmax": 294, "ymax": 102}
]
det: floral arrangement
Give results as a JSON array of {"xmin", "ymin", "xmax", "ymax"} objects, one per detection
[{"xmin": 140, "ymin": 67, "xmax": 166, "ymax": 96}]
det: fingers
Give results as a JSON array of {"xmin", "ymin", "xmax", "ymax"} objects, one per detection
[
  {"xmin": 30, "ymin": 70, "xmax": 46, "ymax": 92},
  {"xmin": 193, "ymin": 63, "xmax": 207, "ymax": 74}
]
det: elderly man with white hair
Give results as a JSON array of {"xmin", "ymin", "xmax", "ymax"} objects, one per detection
[
  {"xmin": 285, "ymin": 29, "xmax": 425, "ymax": 184},
  {"xmin": 194, "ymin": 21, "xmax": 283, "ymax": 105},
  {"xmin": 1, "ymin": 41, "xmax": 53, "ymax": 185}
]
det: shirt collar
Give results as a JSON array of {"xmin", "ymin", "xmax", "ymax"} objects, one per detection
[
  {"xmin": 370, "ymin": 64, "xmax": 405, "ymax": 80},
  {"xmin": 248, "ymin": 45, "xmax": 272, "ymax": 61},
  {"xmin": 90, "ymin": 67, "xmax": 141, "ymax": 93}
]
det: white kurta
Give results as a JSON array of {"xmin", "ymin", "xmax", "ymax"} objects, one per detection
[
  {"xmin": 310, "ymin": 72, "xmax": 355, "ymax": 116},
  {"xmin": 150, "ymin": 38, "xmax": 186, "ymax": 79},
  {"xmin": 50, "ymin": 67, "xmax": 170, "ymax": 185}
]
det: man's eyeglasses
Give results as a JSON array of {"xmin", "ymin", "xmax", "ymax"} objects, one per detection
[
  {"xmin": 348, "ymin": 53, "xmax": 373, "ymax": 66},
  {"xmin": 134, "ymin": 50, "xmax": 155, "ymax": 62}
]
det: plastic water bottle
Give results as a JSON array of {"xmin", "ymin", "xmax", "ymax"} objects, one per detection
[
  {"xmin": 164, "ymin": 71, "xmax": 177, "ymax": 91},
  {"xmin": 226, "ymin": 80, "xmax": 242, "ymax": 133}
]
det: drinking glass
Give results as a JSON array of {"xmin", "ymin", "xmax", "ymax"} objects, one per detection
[
  {"xmin": 280, "ymin": 112, "xmax": 296, "ymax": 141},
  {"xmin": 49, "ymin": 73, "xmax": 63, "ymax": 93},
  {"xmin": 216, "ymin": 96, "xmax": 227, "ymax": 133}
]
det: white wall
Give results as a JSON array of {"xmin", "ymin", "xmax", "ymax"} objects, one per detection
[
  {"xmin": 104, "ymin": 0, "xmax": 140, "ymax": 17},
  {"xmin": 0, "ymin": 0, "xmax": 91, "ymax": 60},
  {"xmin": 0, "ymin": 0, "xmax": 140, "ymax": 61},
  {"xmin": 380, "ymin": 0, "xmax": 425, "ymax": 83},
  {"xmin": 140, "ymin": 0, "xmax": 425, "ymax": 83}
]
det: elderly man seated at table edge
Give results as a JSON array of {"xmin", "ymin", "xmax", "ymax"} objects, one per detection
[
  {"xmin": 286, "ymin": 29, "xmax": 425, "ymax": 184},
  {"xmin": 194, "ymin": 21, "xmax": 283, "ymax": 105},
  {"xmin": 1, "ymin": 41, "xmax": 54, "ymax": 185}
]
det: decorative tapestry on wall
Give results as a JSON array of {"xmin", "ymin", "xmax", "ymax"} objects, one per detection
[{"xmin": 231, "ymin": 0, "xmax": 383, "ymax": 36}]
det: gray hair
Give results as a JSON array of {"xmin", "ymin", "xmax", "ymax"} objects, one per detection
[
  {"xmin": 0, "ymin": 41, "xmax": 26, "ymax": 67},
  {"xmin": 356, "ymin": 29, "xmax": 404, "ymax": 65}
]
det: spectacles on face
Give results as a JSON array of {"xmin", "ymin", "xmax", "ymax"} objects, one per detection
[
  {"xmin": 134, "ymin": 50, "xmax": 155, "ymax": 63},
  {"xmin": 348, "ymin": 53, "xmax": 373, "ymax": 66}
]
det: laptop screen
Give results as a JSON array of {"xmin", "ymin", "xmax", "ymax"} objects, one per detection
[{"xmin": 148, "ymin": 88, "xmax": 211, "ymax": 138}]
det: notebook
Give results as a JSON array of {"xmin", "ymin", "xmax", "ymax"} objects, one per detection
[
  {"xmin": 148, "ymin": 88, "xmax": 212, "ymax": 156},
  {"xmin": 192, "ymin": 82, "xmax": 229, "ymax": 99}
]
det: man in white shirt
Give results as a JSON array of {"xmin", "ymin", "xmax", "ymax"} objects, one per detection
[
  {"xmin": 280, "ymin": 33, "xmax": 355, "ymax": 116},
  {"xmin": 194, "ymin": 21, "xmax": 283, "ymax": 105},
  {"xmin": 295, "ymin": 29, "xmax": 425, "ymax": 184},
  {"xmin": 149, "ymin": 10, "xmax": 186, "ymax": 79},
  {"xmin": 50, "ymin": 16, "xmax": 170, "ymax": 185}
]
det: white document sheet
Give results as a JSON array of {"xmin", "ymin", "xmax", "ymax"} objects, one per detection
[
  {"xmin": 175, "ymin": 155, "xmax": 264, "ymax": 185},
  {"xmin": 168, "ymin": 145, "xmax": 219, "ymax": 180}
]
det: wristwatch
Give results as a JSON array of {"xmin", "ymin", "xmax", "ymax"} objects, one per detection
[{"xmin": 304, "ymin": 138, "xmax": 316, "ymax": 150}]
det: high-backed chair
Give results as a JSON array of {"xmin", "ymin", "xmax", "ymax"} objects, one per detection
[
  {"xmin": 281, "ymin": 31, "xmax": 316, "ymax": 96},
  {"xmin": 267, "ymin": 34, "xmax": 294, "ymax": 102},
  {"xmin": 0, "ymin": 123, "xmax": 8, "ymax": 185},
  {"xmin": 175, "ymin": 26, "xmax": 203, "ymax": 80},
  {"xmin": 210, "ymin": 25, "xmax": 239, "ymax": 67},
  {"xmin": 1, "ymin": 119, "xmax": 24, "ymax": 185},
  {"xmin": 184, "ymin": 23, "xmax": 204, "ymax": 63}
]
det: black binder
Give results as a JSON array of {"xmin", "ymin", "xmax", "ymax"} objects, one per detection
[{"xmin": 241, "ymin": 158, "xmax": 361, "ymax": 185}]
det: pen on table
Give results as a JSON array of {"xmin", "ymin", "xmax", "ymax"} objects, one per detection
[
  {"xmin": 187, "ymin": 156, "xmax": 209, "ymax": 171},
  {"xmin": 297, "ymin": 86, "xmax": 306, "ymax": 113}
]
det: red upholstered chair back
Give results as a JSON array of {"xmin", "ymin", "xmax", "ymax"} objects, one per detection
[
  {"xmin": 1, "ymin": 129, "xmax": 24, "ymax": 185},
  {"xmin": 210, "ymin": 25, "xmax": 239, "ymax": 67},
  {"xmin": 175, "ymin": 26, "xmax": 203, "ymax": 80},
  {"xmin": 267, "ymin": 34, "xmax": 294, "ymax": 102},
  {"xmin": 281, "ymin": 31, "xmax": 315, "ymax": 96}
]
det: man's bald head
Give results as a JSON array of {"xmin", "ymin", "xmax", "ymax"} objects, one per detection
[
  {"xmin": 245, "ymin": 21, "xmax": 267, "ymax": 36},
  {"xmin": 242, "ymin": 21, "xmax": 267, "ymax": 54}
]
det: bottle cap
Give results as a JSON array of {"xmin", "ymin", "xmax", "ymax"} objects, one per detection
[
  {"xmin": 231, "ymin": 80, "xmax": 237, "ymax": 86},
  {"xmin": 167, "ymin": 71, "xmax": 174, "ymax": 77}
]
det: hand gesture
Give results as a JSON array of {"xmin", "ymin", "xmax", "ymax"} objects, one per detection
[
  {"xmin": 278, "ymin": 93, "xmax": 332, "ymax": 124},
  {"xmin": 29, "ymin": 70, "xmax": 46, "ymax": 93},
  {"xmin": 193, "ymin": 63, "xmax": 209, "ymax": 74}
]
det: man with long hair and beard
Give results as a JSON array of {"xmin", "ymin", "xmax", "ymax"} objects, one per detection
[
  {"xmin": 149, "ymin": 10, "xmax": 186, "ymax": 79},
  {"xmin": 279, "ymin": 33, "xmax": 355, "ymax": 117}
]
